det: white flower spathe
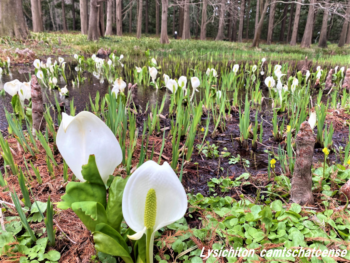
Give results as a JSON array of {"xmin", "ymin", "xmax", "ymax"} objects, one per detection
[
  {"xmin": 151, "ymin": 58, "xmax": 157, "ymax": 65},
  {"xmin": 163, "ymin": 74, "xmax": 170, "ymax": 85},
  {"xmin": 33, "ymin": 59, "xmax": 41, "ymax": 69},
  {"xmin": 232, "ymin": 64, "xmax": 239, "ymax": 74},
  {"xmin": 36, "ymin": 70, "xmax": 44, "ymax": 80},
  {"xmin": 178, "ymin": 76, "xmax": 187, "ymax": 88},
  {"xmin": 166, "ymin": 79, "xmax": 178, "ymax": 93},
  {"xmin": 252, "ymin": 65, "xmax": 257, "ymax": 72},
  {"xmin": 59, "ymin": 86, "xmax": 69, "ymax": 96},
  {"xmin": 149, "ymin": 67, "xmax": 158, "ymax": 82},
  {"xmin": 112, "ymin": 78, "xmax": 127, "ymax": 96},
  {"xmin": 264, "ymin": 76, "xmax": 276, "ymax": 89},
  {"xmin": 136, "ymin": 67, "xmax": 142, "ymax": 73},
  {"xmin": 56, "ymin": 111, "xmax": 123, "ymax": 183},
  {"xmin": 308, "ymin": 110, "xmax": 316, "ymax": 130}
]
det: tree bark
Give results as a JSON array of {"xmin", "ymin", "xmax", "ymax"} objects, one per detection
[
  {"xmin": 290, "ymin": 122, "xmax": 315, "ymax": 205},
  {"xmin": 300, "ymin": 0, "xmax": 315, "ymax": 48},
  {"xmin": 116, "ymin": 0, "xmax": 122, "ymax": 36},
  {"xmin": 137, "ymin": 0, "xmax": 142, "ymax": 38},
  {"xmin": 156, "ymin": 0, "xmax": 160, "ymax": 35},
  {"xmin": 105, "ymin": 0, "xmax": 113, "ymax": 35},
  {"xmin": 31, "ymin": 75, "xmax": 46, "ymax": 133},
  {"xmin": 251, "ymin": 0, "xmax": 269, "ymax": 48},
  {"xmin": 129, "ymin": 3, "xmax": 132, "ymax": 33},
  {"xmin": 160, "ymin": 0, "xmax": 169, "ymax": 44},
  {"xmin": 347, "ymin": 21, "xmax": 350, "ymax": 44},
  {"xmin": 88, "ymin": 0, "xmax": 106, "ymax": 40},
  {"xmin": 0, "ymin": 0, "xmax": 28, "ymax": 38},
  {"xmin": 290, "ymin": 0, "xmax": 301, "ymax": 46},
  {"xmin": 287, "ymin": 3, "xmax": 294, "ymax": 42},
  {"xmin": 266, "ymin": 0, "xmax": 275, "ymax": 44},
  {"xmin": 237, "ymin": 0, "xmax": 245, "ymax": 42},
  {"xmin": 80, "ymin": 0, "xmax": 88, "ymax": 34},
  {"xmin": 99, "ymin": 2, "xmax": 105, "ymax": 37},
  {"xmin": 245, "ymin": 0, "xmax": 251, "ymax": 39},
  {"xmin": 61, "ymin": 0, "xmax": 67, "ymax": 31},
  {"xmin": 255, "ymin": 0, "xmax": 259, "ymax": 33},
  {"xmin": 200, "ymin": 0, "xmax": 207, "ymax": 40},
  {"xmin": 48, "ymin": 0, "xmax": 57, "ymax": 31},
  {"xmin": 182, "ymin": 0, "xmax": 191, "ymax": 39},
  {"xmin": 318, "ymin": 0, "xmax": 329, "ymax": 48},
  {"xmin": 31, "ymin": 0, "xmax": 42, "ymax": 32},
  {"xmin": 179, "ymin": 3, "xmax": 184, "ymax": 37},
  {"xmin": 339, "ymin": 0, "xmax": 350, "ymax": 47},
  {"xmin": 72, "ymin": 0, "xmax": 76, "ymax": 30},
  {"xmin": 279, "ymin": 0, "xmax": 289, "ymax": 42},
  {"xmin": 145, "ymin": 0, "xmax": 149, "ymax": 33},
  {"xmin": 38, "ymin": 0, "xmax": 44, "ymax": 31},
  {"xmin": 215, "ymin": 0, "xmax": 226, "ymax": 40}
]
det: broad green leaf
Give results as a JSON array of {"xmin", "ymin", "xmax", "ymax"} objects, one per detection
[
  {"xmin": 72, "ymin": 201, "xmax": 108, "ymax": 232},
  {"xmin": 44, "ymin": 250, "xmax": 61, "ymax": 261},
  {"xmin": 98, "ymin": 252, "xmax": 117, "ymax": 263},
  {"xmin": 0, "ymin": 232, "xmax": 15, "ymax": 252},
  {"xmin": 271, "ymin": 200, "xmax": 283, "ymax": 212},
  {"xmin": 58, "ymin": 155, "xmax": 107, "ymax": 209},
  {"xmin": 1, "ymin": 216, "xmax": 22, "ymax": 235},
  {"xmin": 95, "ymin": 223, "xmax": 130, "ymax": 253},
  {"xmin": 106, "ymin": 176, "xmax": 128, "ymax": 232},
  {"xmin": 31, "ymin": 201, "xmax": 47, "ymax": 214}
]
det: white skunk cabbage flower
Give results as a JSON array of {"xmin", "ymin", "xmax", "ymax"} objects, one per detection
[
  {"xmin": 46, "ymin": 58, "xmax": 52, "ymax": 67},
  {"xmin": 18, "ymin": 82, "xmax": 31, "ymax": 102},
  {"xmin": 151, "ymin": 58, "xmax": 157, "ymax": 65},
  {"xmin": 149, "ymin": 67, "xmax": 158, "ymax": 83},
  {"xmin": 316, "ymin": 69, "xmax": 322, "ymax": 80},
  {"xmin": 40, "ymin": 61, "xmax": 46, "ymax": 69},
  {"xmin": 335, "ymin": 66, "xmax": 339, "ymax": 74},
  {"xmin": 206, "ymin": 68, "xmax": 217, "ymax": 77},
  {"xmin": 262, "ymin": 58, "xmax": 266, "ymax": 63},
  {"xmin": 232, "ymin": 64, "xmax": 239, "ymax": 74},
  {"xmin": 0, "ymin": 68, "xmax": 3, "ymax": 75},
  {"xmin": 74, "ymin": 54, "xmax": 79, "ymax": 60},
  {"xmin": 36, "ymin": 70, "xmax": 44, "ymax": 80},
  {"xmin": 216, "ymin": 90, "xmax": 222, "ymax": 99},
  {"xmin": 178, "ymin": 76, "xmax": 187, "ymax": 88},
  {"xmin": 4, "ymin": 80, "xmax": 21, "ymax": 97},
  {"xmin": 7, "ymin": 57, "xmax": 10, "ymax": 68},
  {"xmin": 56, "ymin": 111, "xmax": 122, "ymax": 183},
  {"xmin": 166, "ymin": 79, "xmax": 178, "ymax": 93},
  {"xmin": 276, "ymin": 79, "xmax": 283, "ymax": 92},
  {"xmin": 308, "ymin": 110, "xmax": 316, "ymax": 130},
  {"xmin": 59, "ymin": 86, "xmax": 69, "ymax": 97},
  {"xmin": 305, "ymin": 70, "xmax": 310, "ymax": 81},
  {"xmin": 252, "ymin": 65, "xmax": 257, "ymax": 72},
  {"xmin": 112, "ymin": 78, "xmax": 127, "ymax": 96},
  {"xmin": 190, "ymin": 77, "xmax": 200, "ymax": 101},
  {"xmin": 58, "ymin": 57, "xmax": 64, "ymax": 64},
  {"xmin": 260, "ymin": 71, "xmax": 265, "ymax": 76},
  {"xmin": 33, "ymin": 59, "xmax": 41, "ymax": 69},
  {"xmin": 163, "ymin": 74, "xmax": 170, "ymax": 85},
  {"xmin": 264, "ymin": 77, "xmax": 276, "ymax": 89},
  {"xmin": 136, "ymin": 66, "xmax": 142, "ymax": 73},
  {"xmin": 107, "ymin": 60, "xmax": 112, "ymax": 66},
  {"xmin": 340, "ymin": 67, "xmax": 345, "ymax": 74},
  {"xmin": 122, "ymin": 161, "xmax": 187, "ymax": 263}
]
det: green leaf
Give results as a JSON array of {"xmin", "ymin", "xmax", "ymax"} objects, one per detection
[
  {"xmin": 1, "ymin": 216, "xmax": 22, "ymax": 235},
  {"xmin": 31, "ymin": 201, "xmax": 47, "ymax": 214},
  {"xmin": 44, "ymin": 250, "xmax": 61, "ymax": 261},
  {"xmin": 0, "ymin": 232, "xmax": 15, "ymax": 252},
  {"xmin": 271, "ymin": 200, "xmax": 283, "ymax": 212},
  {"xmin": 72, "ymin": 201, "xmax": 108, "ymax": 232},
  {"xmin": 58, "ymin": 155, "xmax": 107, "ymax": 209},
  {"xmin": 106, "ymin": 176, "xmax": 128, "ymax": 232},
  {"xmin": 98, "ymin": 252, "xmax": 117, "ymax": 263},
  {"xmin": 93, "ymin": 231, "xmax": 134, "ymax": 263}
]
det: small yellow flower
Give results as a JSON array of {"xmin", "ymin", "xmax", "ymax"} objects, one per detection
[
  {"xmin": 322, "ymin": 148, "xmax": 329, "ymax": 156},
  {"xmin": 286, "ymin": 125, "xmax": 291, "ymax": 133},
  {"xmin": 201, "ymin": 127, "xmax": 205, "ymax": 132},
  {"xmin": 270, "ymin": 159, "xmax": 276, "ymax": 169},
  {"xmin": 347, "ymin": 159, "xmax": 350, "ymax": 165}
]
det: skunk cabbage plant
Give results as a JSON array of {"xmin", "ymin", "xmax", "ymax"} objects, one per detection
[{"xmin": 122, "ymin": 161, "xmax": 188, "ymax": 263}]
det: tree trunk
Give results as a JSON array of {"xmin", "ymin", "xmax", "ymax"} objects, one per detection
[
  {"xmin": 72, "ymin": 0, "xmax": 76, "ymax": 30},
  {"xmin": 231, "ymin": 0, "xmax": 238, "ymax": 41},
  {"xmin": 200, "ymin": 0, "xmax": 207, "ymax": 40},
  {"xmin": 215, "ymin": 0, "xmax": 226, "ymax": 40},
  {"xmin": 99, "ymin": 2, "xmax": 105, "ymax": 37},
  {"xmin": 80, "ymin": 0, "xmax": 88, "ymax": 34},
  {"xmin": 88, "ymin": 0, "xmax": 106, "ymax": 40},
  {"xmin": 182, "ymin": 0, "xmax": 191, "ymax": 39},
  {"xmin": 290, "ymin": 122, "xmax": 315, "ymax": 205},
  {"xmin": 61, "ymin": 0, "xmax": 67, "ymax": 31},
  {"xmin": 156, "ymin": 0, "xmax": 160, "ymax": 35},
  {"xmin": 287, "ymin": 3, "xmax": 294, "ymax": 42},
  {"xmin": 290, "ymin": 0, "xmax": 301, "ymax": 46},
  {"xmin": 179, "ymin": 3, "xmax": 184, "ymax": 37},
  {"xmin": 48, "ymin": 0, "xmax": 57, "ymax": 30},
  {"xmin": 245, "ymin": 0, "xmax": 250, "ymax": 39},
  {"xmin": 145, "ymin": 0, "xmax": 148, "ymax": 34},
  {"xmin": 266, "ymin": 0, "xmax": 275, "ymax": 44},
  {"xmin": 116, "ymin": 0, "xmax": 122, "ymax": 35},
  {"xmin": 0, "ymin": 0, "xmax": 28, "ymax": 38},
  {"xmin": 31, "ymin": 0, "xmax": 42, "ymax": 32},
  {"xmin": 339, "ymin": 0, "xmax": 350, "ymax": 47},
  {"xmin": 172, "ymin": 6, "xmax": 175, "ymax": 33},
  {"xmin": 105, "ymin": 0, "xmax": 113, "ymax": 35},
  {"xmin": 279, "ymin": 0, "xmax": 289, "ymax": 42},
  {"xmin": 300, "ymin": 0, "xmax": 315, "ymax": 48},
  {"xmin": 38, "ymin": 0, "xmax": 44, "ymax": 30},
  {"xmin": 251, "ymin": 0, "xmax": 269, "ymax": 48},
  {"xmin": 318, "ymin": 0, "xmax": 329, "ymax": 48},
  {"xmin": 160, "ymin": 0, "xmax": 169, "ymax": 44},
  {"xmin": 237, "ymin": 0, "xmax": 245, "ymax": 42},
  {"xmin": 195, "ymin": 4, "xmax": 199, "ymax": 38},
  {"xmin": 129, "ymin": 4, "xmax": 132, "ymax": 33},
  {"xmin": 136, "ymin": 0, "xmax": 142, "ymax": 38},
  {"xmin": 347, "ymin": 21, "xmax": 350, "ymax": 44},
  {"xmin": 255, "ymin": 0, "xmax": 259, "ymax": 33}
]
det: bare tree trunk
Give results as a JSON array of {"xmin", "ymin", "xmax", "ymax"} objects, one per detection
[
  {"xmin": 0, "ymin": 0, "xmax": 28, "ymax": 38},
  {"xmin": 156, "ymin": 0, "xmax": 160, "ymax": 35},
  {"xmin": 266, "ymin": 0, "xmax": 275, "ymax": 44},
  {"xmin": 38, "ymin": 0, "xmax": 44, "ymax": 31},
  {"xmin": 72, "ymin": 0, "xmax": 76, "ymax": 30},
  {"xmin": 99, "ymin": 1, "xmax": 105, "ymax": 37},
  {"xmin": 300, "ymin": 0, "xmax": 315, "ymax": 48},
  {"xmin": 251, "ymin": 0, "xmax": 269, "ymax": 48},
  {"xmin": 200, "ymin": 0, "xmax": 207, "ymax": 40},
  {"xmin": 318, "ymin": 0, "xmax": 329, "ymax": 48},
  {"xmin": 88, "ymin": 0, "xmax": 106, "ymax": 40},
  {"xmin": 136, "ymin": 0, "xmax": 142, "ymax": 38},
  {"xmin": 31, "ymin": 0, "xmax": 42, "ymax": 32},
  {"xmin": 182, "ymin": 0, "xmax": 190, "ymax": 39},
  {"xmin": 245, "ymin": 0, "xmax": 250, "ymax": 39},
  {"xmin": 179, "ymin": 3, "xmax": 184, "ymax": 37},
  {"xmin": 172, "ymin": 6, "xmax": 175, "ymax": 33},
  {"xmin": 48, "ymin": 0, "xmax": 57, "ymax": 30},
  {"xmin": 287, "ymin": 3, "xmax": 294, "ymax": 42},
  {"xmin": 61, "ymin": 0, "xmax": 67, "ymax": 31},
  {"xmin": 347, "ymin": 21, "xmax": 350, "ymax": 44},
  {"xmin": 145, "ymin": 0, "xmax": 148, "ymax": 33},
  {"xmin": 116, "ymin": 0, "xmax": 122, "ymax": 35},
  {"xmin": 290, "ymin": 0, "xmax": 301, "ymax": 46},
  {"xmin": 255, "ymin": 0, "xmax": 259, "ymax": 32},
  {"xmin": 339, "ymin": 0, "xmax": 350, "ymax": 47},
  {"xmin": 160, "ymin": 0, "xmax": 169, "ymax": 43},
  {"xmin": 129, "ymin": 4, "xmax": 132, "ymax": 33},
  {"xmin": 237, "ymin": 0, "xmax": 245, "ymax": 42},
  {"xmin": 215, "ymin": 0, "xmax": 226, "ymax": 40},
  {"xmin": 105, "ymin": 0, "xmax": 113, "ymax": 35},
  {"xmin": 231, "ymin": 0, "xmax": 238, "ymax": 41},
  {"xmin": 80, "ymin": 0, "xmax": 88, "ymax": 34},
  {"xmin": 195, "ymin": 4, "xmax": 199, "ymax": 38},
  {"xmin": 279, "ymin": 0, "xmax": 289, "ymax": 42}
]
